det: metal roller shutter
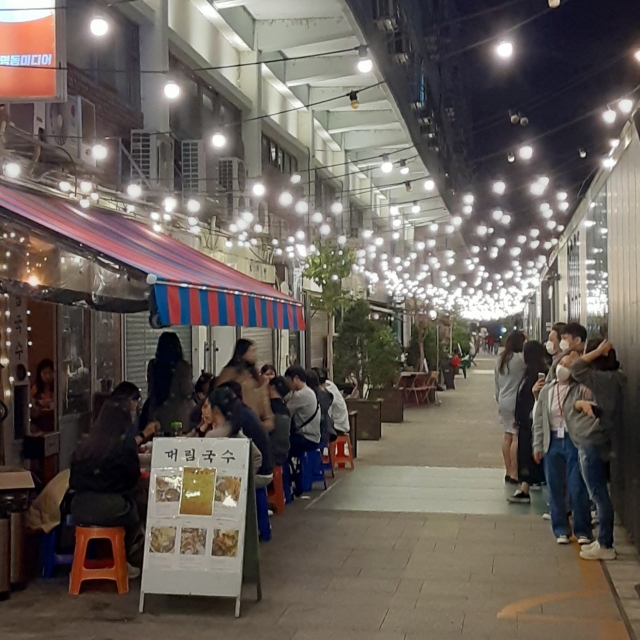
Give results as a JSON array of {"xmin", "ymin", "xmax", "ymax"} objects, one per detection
[
  {"xmin": 310, "ymin": 311, "xmax": 328, "ymax": 369},
  {"xmin": 241, "ymin": 327, "xmax": 274, "ymax": 370},
  {"xmin": 124, "ymin": 313, "xmax": 193, "ymax": 394}
]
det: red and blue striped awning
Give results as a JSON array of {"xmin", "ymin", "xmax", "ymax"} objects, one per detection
[{"xmin": 0, "ymin": 184, "xmax": 305, "ymax": 330}]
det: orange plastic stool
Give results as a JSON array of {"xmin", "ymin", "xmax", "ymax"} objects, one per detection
[
  {"xmin": 69, "ymin": 526, "xmax": 129, "ymax": 595},
  {"xmin": 267, "ymin": 466, "xmax": 286, "ymax": 515},
  {"xmin": 332, "ymin": 435, "xmax": 355, "ymax": 470}
]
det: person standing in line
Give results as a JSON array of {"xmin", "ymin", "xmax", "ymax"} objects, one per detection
[
  {"xmin": 508, "ymin": 341, "xmax": 548, "ymax": 504},
  {"xmin": 284, "ymin": 365, "xmax": 321, "ymax": 456},
  {"xmin": 532, "ymin": 353, "xmax": 593, "ymax": 545},
  {"xmin": 571, "ymin": 339, "xmax": 625, "ymax": 561},
  {"xmin": 216, "ymin": 339, "xmax": 274, "ymax": 433},
  {"xmin": 545, "ymin": 322, "xmax": 567, "ymax": 361},
  {"xmin": 146, "ymin": 332, "xmax": 194, "ymax": 436},
  {"xmin": 560, "ymin": 323, "xmax": 588, "ymax": 355},
  {"xmin": 495, "ymin": 331, "xmax": 527, "ymax": 484}
]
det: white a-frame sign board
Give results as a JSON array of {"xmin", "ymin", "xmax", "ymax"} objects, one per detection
[{"xmin": 139, "ymin": 437, "xmax": 261, "ymax": 617}]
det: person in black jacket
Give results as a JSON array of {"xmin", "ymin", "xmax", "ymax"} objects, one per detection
[
  {"xmin": 268, "ymin": 376, "xmax": 292, "ymax": 466},
  {"xmin": 508, "ymin": 340, "xmax": 548, "ymax": 504},
  {"xmin": 69, "ymin": 399, "xmax": 143, "ymax": 573}
]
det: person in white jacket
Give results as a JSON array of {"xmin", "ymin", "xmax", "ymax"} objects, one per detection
[
  {"xmin": 495, "ymin": 331, "xmax": 527, "ymax": 484},
  {"xmin": 314, "ymin": 368, "xmax": 350, "ymax": 435}
]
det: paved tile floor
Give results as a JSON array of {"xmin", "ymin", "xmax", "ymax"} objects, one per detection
[{"xmin": 1, "ymin": 356, "xmax": 637, "ymax": 639}]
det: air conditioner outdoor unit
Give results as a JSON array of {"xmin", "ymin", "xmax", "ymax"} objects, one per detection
[
  {"xmin": 218, "ymin": 157, "xmax": 248, "ymax": 220},
  {"xmin": 131, "ymin": 130, "xmax": 175, "ymax": 190},
  {"xmin": 45, "ymin": 96, "xmax": 97, "ymax": 167},
  {"xmin": 390, "ymin": 30, "xmax": 412, "ymax": 64},
  {"xmin": 373, "ymin": 0, "xmax": 398, "ymax": 32}
]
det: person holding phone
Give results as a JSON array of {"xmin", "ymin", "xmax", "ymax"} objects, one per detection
[
  {"xmin": 570, "ymin": 339, "xmax": 625, "ymax": 561},
  {"xmin": 509, "ymin": 341, "xmax": 548, "ymax": 504}
]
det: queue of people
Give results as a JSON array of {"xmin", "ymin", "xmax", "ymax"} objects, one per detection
[
  {"xmin": 55, "ymin": 333, "xmax": 352, "ymax": 576},
  {"xmin": 495, "ymin": 323, "xmax": 624, "ymax": 560}
]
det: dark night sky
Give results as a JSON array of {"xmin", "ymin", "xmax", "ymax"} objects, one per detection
[{"xmin": 454, "ymin": 0, "xmax": 640, "ymax": 241}]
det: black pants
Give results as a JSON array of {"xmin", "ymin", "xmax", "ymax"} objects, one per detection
[
  {"xmin": 289, "ymin": 432, "xmax": 319, "ymax": 458},
  {"xmin": 71, "ymin": 492, "xmax": 141, "ymax": 562}
]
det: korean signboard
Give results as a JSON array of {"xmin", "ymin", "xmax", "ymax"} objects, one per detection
[
  {"xmin": 0, "ymin": 0, "xmax": 66, "ymax": 102},
  {"xmin": 139, "ymin": 437, "xmax": 261, "ymax": 617}
]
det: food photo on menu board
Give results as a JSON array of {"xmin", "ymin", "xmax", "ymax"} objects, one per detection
[
  {"xmin": 180, "ymin": 467, "xmax": 216, "ymax": 516},
  {"xmin": 215, "ymin": 476, "xmax": 242, "ymax": 507},
  {"xmin": 155, "ymin": 475, "xmax": 182, "ymax": 503},
  {"xmin": 180, "ymin": 528, "xmax": 208, "ymax": 555},
  {"xmin": 212, "ymin": 529, "xmax": 240, "ymax": 558},
  {"xmin": 150, "ymin": 526, "xmax": 177, "ymax": 554}
]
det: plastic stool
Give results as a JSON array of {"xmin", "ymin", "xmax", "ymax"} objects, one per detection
[
  {"xmin": 267, "ymin": 466, "xmax": 287, "ymax": 515},
  {"xmin": 321, "ymin": 445, "xmax": 336, "ymax": 478},
  {"xmin": 332, "ymin": 435, "xmax": 355, "ymax": 470},
  {"xmin": 69, "ymin": 526, "xmax": 129, "ymax": 595},
  {"xmin": 42, "ymin": 521, "xmax": 75, "ymax": 578},
  {"xmin": 255, "ymin": 487, "xmax": 272, "ymax": 542},
  {"xmin": 299, "ymin": 446, "xmax": 327, "ymax": 493}
]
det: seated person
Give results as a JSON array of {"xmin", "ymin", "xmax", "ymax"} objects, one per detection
[
  {"xmin": 189, "ymin": 372, "xmax": 214, "ymax": 432},
  {"xmin": 111, "ymin": 381, "xmax": 160, "ymax": 446},
  {"xmin": 261, "ymin": 364, "xmax": 277, "ymax": 383},
  {"xmin": 69, "ymin": 399, "xmax": 143, "ymax": 577},
  {"xmin": 191, "ymin": 386, "xmax": 267, "ymax": 484},
  {"xmin": 269, "ymin": 376, "xmax": 292, "ymax": 466},
  {"xmin": 313, "ymin": 368, "xmax": 350, "ymax": 435},
  {"xmin": 284, "ymin": 365, "xmax": 321, "ymax": 456},
  {"xmin": 306, "ymin": 369, "xmax": 336, "ymax": 443},
  {"xmin": 31, "ymin": 358, "xmax": 55, "ymax": 433}
]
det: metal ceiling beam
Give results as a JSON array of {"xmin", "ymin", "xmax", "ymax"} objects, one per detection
[
  {"xmin": 325, "ymin": 110, "xmax": 397, "ymax": 134},
  {"xmin": 277, "ymin": 55, "xmax": 359, "ymax": 87},
  {"xmin": 256, "ymin": 17, "xmax": 353, "ymax": 51}
]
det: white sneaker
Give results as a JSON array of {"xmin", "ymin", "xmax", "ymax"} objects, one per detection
[
  {"xmin": 268, "ymin": 509, "xmax": 274, "ymax": 517},
  {"xmin": 542, "ymin": 513, "xmax": 551, "ymax": 521},
  {"xmin": 581, "ymin": 540, "xmax": 598, "ymax": 552},
  {"xmin": 127, "ymin": 563, "xmax": 141, "ymax": 579},
  {"xmin": 577, "ymin": 536, "xmax": 593, "ymax": 546},
  {"xmin": 580, "ymin": 542, "xmax": 616, "ymax": 561},
  {"xmin": 556, "ymin": 535, "xmax": 571, "ymax": 545}
]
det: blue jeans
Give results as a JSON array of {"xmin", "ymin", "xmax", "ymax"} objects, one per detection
[
  {"xmin": 544, "ymin": 432, "xmax": 592, "ymax": 539},
  {"xmin": 578, "ymin": 444, "xmax": 614, "ymax": 548}
]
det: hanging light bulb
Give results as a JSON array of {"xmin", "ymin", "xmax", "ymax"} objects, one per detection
[
  {"xmin": 423, "ymin": 178, "xmax": 435, "ymax": 191},
  {"xmin": 619, "ymin": 98, "xmax": 634, "ymax": 114},
  {"xmin": 331, "ymin": 201, "xmax": 344, "ymax": 215},
  {"xmin": 59, "ymin": 180, "xmax": 72, "ymax": 193},
  {"xmin": 507, "ymin": 153, "xmax": 516, "ymax": 163},
  {"xmin": 380, "ymin": 154, "xmax": 393, "ymax": 173},
  {"xmin": 635, "ymin": 50, "xmax": 640, "ymax": 64},
  {"xmin": 602, "ymin": 109, "xmax": 617, "ymax": 124},
  {"xmin": 187, "ymin": 199, "xmax": 201, "ymax": 213},
  {"xmin": 411, "ymin": 202, "xmax": 420, "ymax": 214},
  {"xmin": 357, "ymin": 46, "xmax": 373, "ymax": 74},
  {"xmin": 279, "ymin": 191, "xmax": 294, "ymax": 206},
  {"xmin": 493, "ymin": 180, "xmax": 506, "ymax": 195},
  {"xmin": 319, "ymin": 223, "xmax": 331, "ymax": 236},
  {"xmin": 79, "ymin": 180, "xmax": 93, "ymax": 194},
  {"xmin": 211, "ymin": 132, "xmax": 227, "ymax": 148},
  {"xmin": 399, "ymin": 160, "xmax": 410, "ymax": 176},
  {"xmin": 429, "ymin": 223, "xmax": 438, "ymax": 233},
  {"xmin": 462, "ymin": 205, "xmax": 473, "ymax": 215},
  {"xmin": 127, "ymin": 183, "xmax": 142, "ymax": 198},
  {"xmin": 349, "ymin": 91, "xmax": 359, "ymax": 109},
  {"xmin": 518, "ymin": 145, "xmax": 533, "ymax": 161},
  {"xmin": 163, "ymin": 196, "xmax": 177, "ymax": 212},
  {"xmin": 290, "ymin": 173, "xmax": 302, "ymax": 184},
  {"xmin": 311, "ymin": 211, "xmax": 323, "ymax": 224},
  {"xmin": 252, "ymin": 182, "xmax": 266, "ymax": 197},
  {"xmin": 491, "ymin": 209, "xmax": 503, "ymax": 221},
  {"xmin": 295, "ymin": 200, "xmax": 309, "ymax": 215},
  {"xmin": 462, "ymin": 194, "xmax": 474, "ymax": 206},
  {"xmin": 495, "ymin": 40, "xmax": 514, "ymax": 60},
  {"xmin": 3, "ymin": 162, "xmax": 21, "ymax": 179},
  {"xmin": 163, "ymin": 80, "xmax": 181, "ymax": 100},
  {"xmin": 92, "ymin": 144, "xmax": 108, "ymax": 160},
  {"xmin": 90, "ymin": 15, "xmax": 109, "ymax": 37},
  {"xmin": 548, "ymin": 0, "xmax": 560, "ymax": 8}
]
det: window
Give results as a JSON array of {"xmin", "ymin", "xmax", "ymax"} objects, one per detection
[
  {"xmin": 262, "ymin": 134, "xmax": 299, "ymax": 176},
  {"xmin": 585, "ymin": 188, "xmax": 608, "ymax": 336},
  {"xmin": 567, "ymin": 233, "xmax": 581, "ymax": 323}
]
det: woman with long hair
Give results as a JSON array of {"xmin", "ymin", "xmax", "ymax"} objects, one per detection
[
  {"xmin": 508, "ymin": 340, "xmax": 548, "ymax": 504},
  {"xmin": 146, "ymin": 332, "xmax": 194, "ymax": 435},
  {"xmin": 215, "ymin": 339, "xmax": 274, "ymax": 433},
  {"xmin": 69, "ymin": 399, "xmax": 143, "ymax": 575},
  {"xmin": 495, "ymin": 331, "xmax": 527, "ymax": 484},
  {"xmin": 31, "ymin": 358, "xmax": 55, "ymax": 433}
]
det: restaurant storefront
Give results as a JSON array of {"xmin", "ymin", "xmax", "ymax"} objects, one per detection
[{"xmin": 0, "ymin": 184, "xmax": 305, "ymax": 474}]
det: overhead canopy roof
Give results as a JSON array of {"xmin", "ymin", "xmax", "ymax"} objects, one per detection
[{"xmin": 0, "ymin": 185, "xmax": 305, "ymax": 330}]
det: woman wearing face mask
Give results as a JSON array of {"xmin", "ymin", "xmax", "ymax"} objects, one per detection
[
  {"xmin": 508, "ymin": 341, "xmax": 548, "ymax": 504},
  {"xmin": 495, "ymin": 331, "xmax": 527, "ymax": 484},
  {"xmin": 532, "ymin": 353, "xmax": 592, "ymax": 545}
]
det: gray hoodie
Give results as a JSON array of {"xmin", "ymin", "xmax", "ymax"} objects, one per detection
[{"xmin": 569, "ymin": 359, "xmax": 625, "ymax": 447}]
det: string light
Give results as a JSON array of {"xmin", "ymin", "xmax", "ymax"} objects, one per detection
[
  {"xmin": 357, "ymin": 47, "xmax": 373, "ymax": 74},
  {"xmin": 92, "ymin": 144, "xmax": 108, "ymax": 161},
  {"xmin": 90, "ymin": 16, "xmax": 109, "ymax": 37},
  {"xmin": 380, "ymin": 154, "xmax": 393, "ymax": 173},
  {"xmin": 187, "ymin": 199, "xmax": 201, "ymax": 213},
  {"xmin": 493, "ymin": 180, "xmax": 506, "ymax": 195},
  {"xmin": 295, "ymin": 200, "xmax": 309, "ymax": 215},
  {"xmin": 279, "ymin": 191, "xmax": 294, "ymax": 207},
  {"xmin": 423, "ymin": 179, "xmax": 435, "ymax": 191},
  {"xmin": 290, "ymin": 173, "xmax": 302, "ymax": 184},
  {"xmin": 212, "ymin": 132, "xmax": 227, "ymax": 148},
  {"xmin": 3, "ymin": 162, "xmax": 21, "ymax": 179},
  {"xmin": 252, "ymin": 182, "xmax": 266, "ymax": 197},
  {"xmin": 602, "ymin": 109, "xmax": 617, "ymax": 124},
  {"xmin": 618, "ymin": 99, "xmax": 633, "ymax": 114},
  {"xmin": 518, "ymin": 145, "xmax": 533, "ymax": 161},
  {"xmin": 495, "ymin": 40, "xmax": 514, "ymax": 60},
  {"xmin": 127, "ymin": 184, "xmax": 142, "ymax": 198},
  {"xmin": 164, "ymin": 80, "xmax": 181, "ymax": 100}
]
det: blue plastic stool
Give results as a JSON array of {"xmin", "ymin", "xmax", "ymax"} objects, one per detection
[
  {"xmin": 255, "ymin": 487, "xmax": 272, "ymax": 542},
  {"xmin": 299, "ymin": 446, "xmax": 327, "ymax": 493},
  {"xmin": 42, "ymin": 517, "xmax": 75, "ymax": 578}
]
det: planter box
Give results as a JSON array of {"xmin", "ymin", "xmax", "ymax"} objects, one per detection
[
  {"xmin": 369, "ymin": 387, "xmax": 404, "ymax": 423},
  {"xmin": 346, "ymin": 399, "xmax": 382, "ymax": 441}
]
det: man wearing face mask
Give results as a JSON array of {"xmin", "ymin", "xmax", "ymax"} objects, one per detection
[
  {"xmin": 533, "ymin": 352, "xmax": 593, "ymax": 545},
  {"xmin": 545, "ymin": 322, "xmax": 567, "ymax": 360},
  {"xmin": 559, "ymin": 323, "xmax": 588, "ymax": 355}
]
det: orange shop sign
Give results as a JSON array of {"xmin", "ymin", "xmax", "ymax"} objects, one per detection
[{"xmin": 0, "ymin": 0, "xmax": 66, "ymax": 102}]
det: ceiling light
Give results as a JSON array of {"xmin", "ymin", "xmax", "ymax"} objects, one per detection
[
  {"xmin": 451, "ymin": 215, "xmax": 462, "ymax": 226},
  {"xmin": 493, "ymin": 180, "xmax": 506, "ymax": 195},
  {"xmin": 445, "ymin": 224, "xmax": 455, "ymax": 234},
  {"xmin": 90, "ymin": 16, "xmax": 109, "ymax": 37},
  {"xmin": 164, "ymin": 80, "xmax": 181, "ymax": 100},
  {"xmin": 501, "ymin": 214, "xmax": 511, "ymax": 225},
  {"xmin": 518, "ymin": 145, "xmax": 533, "ymax": 161},
  {"xmin": 211, "ymin": 132, "xmax": 227, "ymax": 148},
  {"xmin": 602, "ymin": 109, "xmax": 617, "ymax": 124},
  {"xmin": 390, "ymin": 205, "xmax": 399, "ymax": 216},
  {"xmin": 429, "ymin": 223, "xmax": 438, "ymax": 233},
  {"xmin": 635, "ymin": 50, "xmax": 640, "ymax": 64},
  {"xmin": 252, "ymin": 182, "xmax": 266, "ymax": 197},
  {"xmin": 79, "ymin": 198, "xmax": 90, "ymax": 209},
  {"xmin": 380, "ymin": 154, "xmax": 393, "ymax": 173},
  {"xmin": 187, "ymin": 216, "xmax": 199, "ymax": 227},
  {"xmin": 423, "ymin": 179, "xmax": 435, "ymax": 191},
  {"xmin": 619, "ymin": 99, "xmax": 634, "ymax": 114},
  {"xmin": 495, "ymin": 40, "xmax": 514, "ymax": 60},
  {"xmin": 530, "ymin": 182, "xmax": 545, "ymax": 196},
  {"xmin": 320, "ymin": 223, "xmax": 331, "ymax": 236}
]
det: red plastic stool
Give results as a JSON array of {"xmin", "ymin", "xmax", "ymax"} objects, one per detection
[
  {"xmin": 267, "ymin": 466, "xmax": 286, "ymax": 515},
  {"xmin": 69, "ymin": 526, "xmax": 129, "ymax": 595},
  {"xmin": 332, "ymin": 435, "xmax": 355, "ymax": 470}
]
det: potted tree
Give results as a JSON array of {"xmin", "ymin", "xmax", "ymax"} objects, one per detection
[{"xmin": 367, "ymin": 324, "xmax": 404, "ymax": 423}]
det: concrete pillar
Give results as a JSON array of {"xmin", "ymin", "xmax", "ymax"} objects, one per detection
[
  {"xmin": 139, "ymin": 0, "xmax": 170, "ymax": 132},
  {"xmin": 239, "ymin": 50, "xmax": 263, "ymax": 180}
]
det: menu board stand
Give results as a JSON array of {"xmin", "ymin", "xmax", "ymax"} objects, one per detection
[{"xmin": 138, "ymin": 437, "xmax": 261, "ymax": 618}]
